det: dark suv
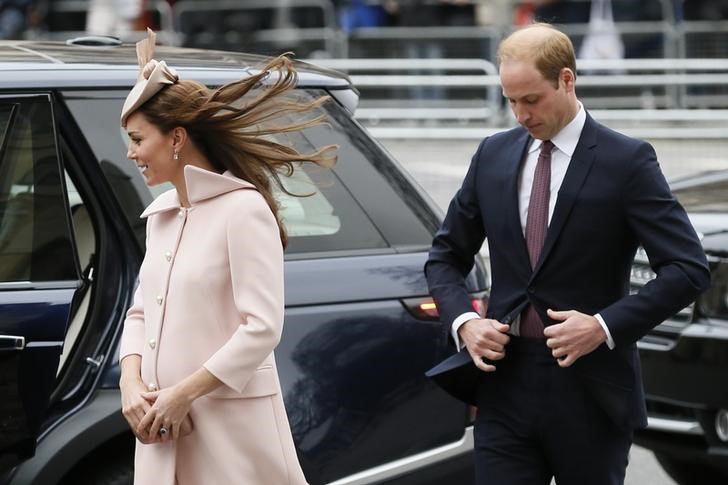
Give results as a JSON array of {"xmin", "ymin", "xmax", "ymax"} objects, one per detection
[
  {"xmin": 633, "ymin": 170, "xmax": 728, "ymax": 485},
  {"xmin": 0, "ymin": 39, "xmax": 487, "ymax": 484}
]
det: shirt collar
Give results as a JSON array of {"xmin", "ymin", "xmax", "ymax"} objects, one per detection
[
  {"xmin": 528, "ymin": 101, "xmax": 586, "ymax": 157},
  {"xmin": 140, "ymin": 164, "xmax": 256, "ymax": 218}
]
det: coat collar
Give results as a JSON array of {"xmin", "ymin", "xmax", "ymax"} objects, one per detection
[{"xmin": 141, "ymin": 165, "xmax": 256, "ymax": 218}]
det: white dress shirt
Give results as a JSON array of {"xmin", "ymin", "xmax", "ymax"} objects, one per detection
[{"xmin": 451, "ymin": 103, "xmax": 615, "ymax": 350}]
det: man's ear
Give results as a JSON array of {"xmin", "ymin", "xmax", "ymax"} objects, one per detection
[{"xmin": 560, "ymin": 68, "xmax": 576, "ymax": 92}]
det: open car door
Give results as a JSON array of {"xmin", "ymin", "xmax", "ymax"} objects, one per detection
[{"xmin": 0, "ymin": 95, "xmax": 81, "ymax": 472}]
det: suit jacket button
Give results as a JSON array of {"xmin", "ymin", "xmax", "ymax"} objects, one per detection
[
  {"xmin": 148, "ymin": 382, "xmax": 157, "ymax": 391},
  {"xmin": 503, "ymin": 316, "xmax": 512, "ymax": 324},
  {"xmin": 164, "ymin": 251, "xmax": 172, "ymax": 262},
  {"xmin": 156, "ymin": 295, "xmax": 163, "ymax": 305},
  {"xmin": 149, "ymin": 339, "xmax": 156, "ymax": 349},
  {"xmin": 527, "ymin": 287, "xmax": 535, "ymax": 294}
]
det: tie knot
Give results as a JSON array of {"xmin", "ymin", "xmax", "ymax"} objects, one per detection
[{"xmin": 540, "ymin": 140, "xmax": 554, "ymax": 155}]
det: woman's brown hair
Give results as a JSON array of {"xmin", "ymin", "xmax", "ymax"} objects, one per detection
[{"xmin": 138, "ymin": 54, "xmax": 337, "ymax": 248}]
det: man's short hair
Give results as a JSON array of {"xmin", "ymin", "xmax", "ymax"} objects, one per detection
[{"xmin": 497, "ymin": 23, "xmax": 577, "ymax": 87}]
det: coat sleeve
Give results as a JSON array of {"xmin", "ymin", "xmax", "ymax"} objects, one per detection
[
  {"xmin": 119, "ymin": 217, "xmax": 152, "ymax": 361},
  {"xmin": 119, "ymin": 284, "xmax": 146, "ymax": 361},
  {"xmin": 599, "ymin": 141, "xmax": 711, "ymax": 346},
  {"xmin": 203, "ymin": 191, "xmax": 285, "ymax": 393},
  {"xmin": 425, "ymin": 139, "xmax": 487, "ymax": 336}
]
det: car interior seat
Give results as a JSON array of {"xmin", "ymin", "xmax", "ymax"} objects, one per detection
[{"xmin": 57, "ymin": 203, "xmax": 96, "ymax": 374}]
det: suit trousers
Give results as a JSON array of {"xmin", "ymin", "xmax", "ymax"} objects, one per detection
[{"xmin": 473, "ymin": 337, "xmax": 632, "ymax": 485}]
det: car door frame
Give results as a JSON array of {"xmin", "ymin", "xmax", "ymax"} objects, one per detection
[{"xmin": 0, "ymin": 92, "xmax": 82, "ymax": 470}]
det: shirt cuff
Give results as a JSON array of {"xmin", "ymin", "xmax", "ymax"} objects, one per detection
[
  {"xmin": 452, "ymin": 312, "xmax": 482, "ymax": 350},
  {"xmin": 594, "ymin": 313, "xmax": 615, "ymax": 349}
]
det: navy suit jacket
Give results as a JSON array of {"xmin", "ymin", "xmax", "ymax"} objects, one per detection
[{"xmin": 425, "ymin": 113, "xmax": 711, "ymax": 431}]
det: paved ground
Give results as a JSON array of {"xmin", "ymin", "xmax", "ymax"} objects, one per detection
[{"xmin": 377, "ymin": 136, "xmax": 728, "ymax": 485}]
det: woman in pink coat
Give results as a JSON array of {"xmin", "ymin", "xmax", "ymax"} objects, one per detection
[{"xmin": 118, "ymin": 31, "xmax": 335, "ymax": 485}]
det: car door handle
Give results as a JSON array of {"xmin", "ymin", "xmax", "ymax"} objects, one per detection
[{"xmin": 0, "ymin": 335, "xmax": 25, "ymax": 351}]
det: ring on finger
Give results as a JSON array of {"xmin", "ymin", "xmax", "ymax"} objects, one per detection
[{"xmin": 159, "ymin": 426, "xmax": 169, "ymax": 436}]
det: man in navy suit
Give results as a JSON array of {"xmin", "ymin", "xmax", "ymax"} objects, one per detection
[{"xmin": 425, "ymin": 23, "xmax": 710, "ymax": 485}]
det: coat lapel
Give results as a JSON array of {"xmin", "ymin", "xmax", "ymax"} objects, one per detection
[{"xmin": 531, "ymin": 115, "xmax": 598, "ymax": 279}]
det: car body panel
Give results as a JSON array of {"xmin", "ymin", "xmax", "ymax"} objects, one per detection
[
  {"xmin": 0, "ymin": 41, "xmax": 482, "ymax": 484},
  {"xmin": 0, "ymin": 288, "xmax": 76, "ymax": 461},
  {"xmin": 640, "ymin": 323, "xmax": 728, "ymax": 408},
  {"xmin": 635, "ymin": 169, "xmax": 728, "ymax": 478}
]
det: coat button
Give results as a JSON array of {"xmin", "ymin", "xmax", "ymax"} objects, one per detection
[
  {"xmin": 503, "ymin": 316, "xmax": 512, "ymax": 324},
  {"xmin": 149, "ymin": 338, "xmax": 156, "ymax": 349},
  {"xmin": 527, "ymin": 287, "xmax": 535, "ymax": 294},
  {"xmin": 178, "ymin": 209, "xmax": 185, "ymax": 218},
  {"xmin": 156, "ymin": 295, "xmax": 163, "ymax": 305},
  {"xmin": 164, "ymin": 251, "xmax": 172, "ymax": 262},
  {"xmin": 148, "ymin": 382, "xmax": 157, "ymax": 391}
]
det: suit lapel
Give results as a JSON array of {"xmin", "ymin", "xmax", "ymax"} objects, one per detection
[
  {"xmin": 503, "ymin": 130, "xmax": 532, "ymax": 269},
  {"xmin": 531, "ymin": 115, "xmax": 598, "ymax": 279}
]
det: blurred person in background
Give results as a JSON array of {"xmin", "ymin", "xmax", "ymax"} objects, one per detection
[
  {"xmin": 86, "ymin": 0, "xmax": 143, "ymax": 37},
  {"xmin": 336, "ymin": 0, "xmax": 395, "ymax": 34},
  {"xmin": 0, "ymin": 0, "xmax": 36, "ymax": 39},
  {"xmin": 514, "ymin": 0, "xmax": 589, "ymax": 26},
  {"xmin": 681, "ymin": 0, "xmax": 728, "ymax": 19},
  {"xmin": 389, "ymin": 0, "xmax": 476, "ymax": 98}
]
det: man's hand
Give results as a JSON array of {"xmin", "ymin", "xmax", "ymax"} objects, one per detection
[
  {"xmin": 458, "ymin": 318, "xmax": 510, "ymax": 372},
  {"xmin": 544, "ymin": 309, "xmax": 607, "ymax": 367}
]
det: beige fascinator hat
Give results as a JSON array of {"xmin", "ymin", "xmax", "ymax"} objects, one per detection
[{"xmin": 120, "ymin": 29, "xmax": 179, "ymax": 127}]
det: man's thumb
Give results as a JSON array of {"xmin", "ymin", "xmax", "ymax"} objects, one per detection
[
  {"xmin": 547, "ymin": 308, "xmax": 568, "ymax": 320},
  {"xmin": 495, "ymin": 321, "xmax": 510, "ymax": 332}
]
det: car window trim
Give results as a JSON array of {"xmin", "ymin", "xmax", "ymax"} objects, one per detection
[
  {"xmin": 284, "ymin": 246, "xmax": 397, "ymax": 261},
  {"xmin": 0, "ymin": 281, "xmax": 81, "ymax": 291}
]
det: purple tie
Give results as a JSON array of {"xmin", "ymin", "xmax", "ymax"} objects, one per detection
[{"xmin": 520, "ymin": 140, "xmax": 554, "ymax": 338}]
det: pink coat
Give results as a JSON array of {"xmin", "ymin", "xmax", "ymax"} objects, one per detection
[{"xmin": 120, "ymin": 165, "xmax": 308, "ymax": 485}]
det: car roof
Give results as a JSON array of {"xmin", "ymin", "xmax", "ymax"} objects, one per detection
[{"xmin": 0, "ymin": 41, "xmax": 353, "ymax": 91}]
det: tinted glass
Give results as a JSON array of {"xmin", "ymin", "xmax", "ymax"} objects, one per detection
[
  {"xmin": 315, "ymin": 98, "xmax": 438, "ymax": 248},
  {"xmin": 0, "ymin": 106, "xmax": 10, "ymax": 136},
  {"xmin": 0, "ymin": 97, "xmax": 76, "ymax": 282},
  {"xmin": 61, "ymin": 91, "xmax": 150, "ymax": 246},
  {"xmin": 63, "ymin": 87, "xmax": 434, "ymax": 255}
]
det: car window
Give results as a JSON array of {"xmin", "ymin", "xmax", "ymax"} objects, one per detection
[
  {"xmin": 60, "ymin": 90, "xmax": 151, "ymax": 246},
  {"xmin": 0, "ymin": 97, "xmax": 76, "ymax": 283},
  {"xmin": 278, "ymin": 167, "xmax": 340, "ymax": 237},
  {"xmin": 62, "ymin": 87, "xmax": 434, "ymax": 255},
  {"xmin": 313, "ymin": 98, "xmax": 438, "ymax": 248},
  {"xmin": 0, "ymin": 106, "xmax": 11, "ymax": 138}
]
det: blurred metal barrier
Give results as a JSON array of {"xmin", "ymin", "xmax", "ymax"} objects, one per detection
[
  {"xmin": 575, "ymin": 58, "xmax": 728, "ymax": 110},
  {"xmin": 171, "ymin": 0, "xmax": 340, "ymax": 56},
  {"xmin": 309, "ymin": 58, "xmax": 502, "ymax": 124},
  {"xmin": 346, "ymin": 25, "xmax": 503, "ymax": 63},
  {"xmin": 304, "ymin": 58, "xmax": 728, "ymax": 140},
  {"xmin": 678, "ymin": 20, "xmax": 728, "ymax": 59},
  {"xmin": 367, "ymin": 125, "xmax": 728, "ymax": 140},
  {"xmin": 342, "ymin": 20, "xmax": 728, "ymax": 63},
  {"xmin": 35, "ymin": 0, "xmax": 728, "ymax": 64}
]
